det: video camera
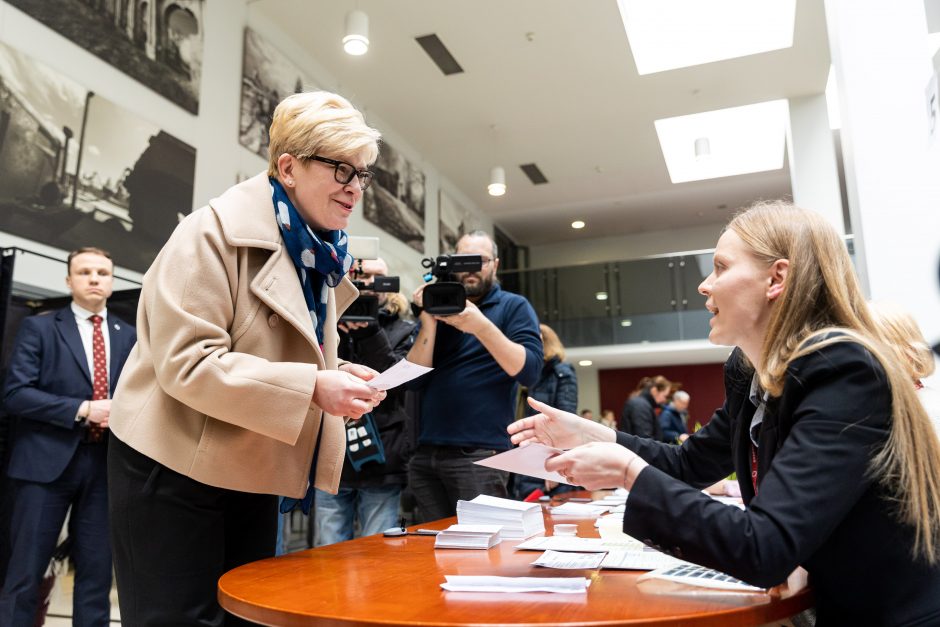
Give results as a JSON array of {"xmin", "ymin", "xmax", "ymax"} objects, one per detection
[
  {"xmin": 341, "ymin": 273, "xmax": 400, "ymax": 323},
  {"xmin": 341, "ymin": 236, "xmax": 400, "ymax": 324},
  {"xmin": 420, "ymin": 254, "xmax": 483, "ymax": 315}
]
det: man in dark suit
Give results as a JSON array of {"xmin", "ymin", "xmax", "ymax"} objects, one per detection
[{"xmin": 0, "ymin": 247, "xmax": 136, "ymax": 626}]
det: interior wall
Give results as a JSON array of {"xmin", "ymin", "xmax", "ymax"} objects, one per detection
[
  {"xmin": 0, "ymin": 0, "xmax": 491, "ymax": 297},
  {"xmin": 599, "ymin": 362, "xmax": 726, "ymax": 432},
  {"xmin": 527, "ymin": 223, "xmax": 724, "ymax": 269}
]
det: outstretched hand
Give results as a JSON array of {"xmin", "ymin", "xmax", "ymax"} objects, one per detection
[
  {"xmin": 507, "ymin": 397, "xmax": 616, "ymax": 449},
  {"xmin": 544, "ymin": 442, "xmax": 646, "ymax": 491}
]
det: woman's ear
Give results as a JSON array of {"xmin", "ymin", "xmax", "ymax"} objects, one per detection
[
  {"xmin": 276, "ymin": 153, "xmax": 295, "ymax": 186},
  {"xmin": 767, "ymin": 259, "xmax": 789, "ymax": 302}
]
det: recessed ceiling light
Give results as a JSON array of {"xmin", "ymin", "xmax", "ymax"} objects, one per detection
[
  {"xmin": 578, "ymin": 360, "xmax": 593, "ymax": 367},
  {"xmin": 617, "ymin": 0, "xmax": 796, "ymax": 75},
  {"xmin": 595, "ymin": 292, "xmax": 608, "ymax": 301},
  {"xmin": 654, "ymin": 99, "xmax": 788, "ymax": 183},
  {"xmin": 620, "ymin": 319, "xmax": 632, "ymax": 327},
  {"xmin": 571, "ymin": 220, "xmax": 585, "ymax": 229}
]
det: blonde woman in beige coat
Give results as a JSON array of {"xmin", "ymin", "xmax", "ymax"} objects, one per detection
[{"xmin": 107, "ymin": 91, "xmax": 385, "ymax": 626}]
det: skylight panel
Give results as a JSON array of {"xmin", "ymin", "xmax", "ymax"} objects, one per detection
[
  {"xmin": 654, "ymin": 100, "xmax": 789, "ymax": 184},
  {"xmin": 617, "ymin": 0, "xmax": 796, "ymax": 75}
]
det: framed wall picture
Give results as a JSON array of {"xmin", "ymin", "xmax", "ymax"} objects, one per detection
[
  {"xmin": 439, "ymin": 189, "xmax": 475, "ymax": 254},
  {"xmin": 239, "ymin": 28, "xmax": 318, "ymax": 159},
  {"xmin": 362, "ymin": 141, "xmax": 426, "ymax": 254},
  {"xmin": 0, "ymin": 41, "xmax": 196, "ymax": 273},
  {"xmin": 7, "ymin": 0, "xmax": 205, "ymax": 114}
]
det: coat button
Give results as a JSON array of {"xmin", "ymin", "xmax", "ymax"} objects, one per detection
[{"xmin": 268, "ymin": 314, "xmax": 279, "ymax": 328}]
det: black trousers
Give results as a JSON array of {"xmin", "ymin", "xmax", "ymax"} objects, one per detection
[{"xmin": 108, "ymin": 435, "xmax": 276, "ymax": 626}]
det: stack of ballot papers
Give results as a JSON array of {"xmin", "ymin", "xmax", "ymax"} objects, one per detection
[
  {"xmin": 440, "ymin": 576, "xmax": 591, "ymax": 593},
  {"xmin": 434, "ymin": 524, "xmax": 502, "ymax": 549},
  {"xmin": 456, "ymin": 495, "xmax": 545, "ymax": 539}
]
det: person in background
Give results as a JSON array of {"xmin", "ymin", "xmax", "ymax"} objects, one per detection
[
  {"xmin": 314, "ymin": 259, "xmax": 416, "ymax": 545},
  {"xmin": 659, "ymin": 390, "xmax": 691, "ymax": 443},
  {"xmin": 407, "ymin": 230, "xmax": 542, "ymax": 522},
  {"xmin": 619, "ymin": 375, "xmax": 671, "ymax": 440},
  {"xmin": 579, "ymin": 409, "xmax": 594, "ymax": 421},
  {"xmin": 0, "ymin": 247, "xmax": 136, "ymax": 626},
  {"xmin": 510, "ymin": 201, "xmax": 940, "ymax": 624},
  {"xmin": 869, "ymin": 300, "xmax": 940, "ymax": 435},
  {"xmin": 512, "ymin": 324, "xmax": 577, "ymax": 500},
  {"xmin": 107, "ymin": 91, "xmax": 385, "ymax": 626},
  {"xmin": 598, "ymin": 409, "xmax": 617, "ymax": 429}
]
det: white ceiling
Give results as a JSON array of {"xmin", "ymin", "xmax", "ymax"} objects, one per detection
[{"xmin": 256, "ymin": 0, "xmax": 831, "ymax": 248}]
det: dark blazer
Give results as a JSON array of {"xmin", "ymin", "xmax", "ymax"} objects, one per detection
[
  {"xmin": 619, "ymin": 390, "xmax": 662, "ymax": 441},
  {"xmin": 3, "ymin": 307, "xmax": 136, "ymax": 483},
  {"xmin": 658, "ymin": 404, "xmax": 688, "ymax": 443},
  {"xmin": 616, "ymin": 341, "xmax": 940, "ymax": 626}
]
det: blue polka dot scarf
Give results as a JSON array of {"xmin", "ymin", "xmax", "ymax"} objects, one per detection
[{"xmin": 271, "ymin": 177, "xmax": 353, "ymax": 345}]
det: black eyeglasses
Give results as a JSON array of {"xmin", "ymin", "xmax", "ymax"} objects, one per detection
[{"xmin": 308, "ymin": 155, "xmax": 374, "ymax": 190}]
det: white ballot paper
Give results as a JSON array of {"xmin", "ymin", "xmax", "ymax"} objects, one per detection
[
  {"xmin": 549, "ymin": 502, "xmax": 611, "ymax": 517},
  {"xmin": 366, "ymin": 359, "xmax": 432, "ymax": 391},
  {"xmin": 473, "ymin": 443, "xmax": 569, "ymax": 484},
  {"xmin": 440, "ymin": 575, "xmax": 591, "ymax": 593},
  {"xmin": 532, "ymin": 550, "xmax": 606, "ymax": 570}
]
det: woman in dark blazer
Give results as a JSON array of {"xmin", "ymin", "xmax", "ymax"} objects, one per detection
[{"xmin": 509, "ymin": 201, "xmax": 940, "ymax": 626}]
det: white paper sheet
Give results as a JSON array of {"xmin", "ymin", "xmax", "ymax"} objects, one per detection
[
  {"xmin": 515, "ymin": 536, "xmax": 644, "ymax": 553},
  {"xmin": 531, "ymin": 550, "xmax": 605, "ymax": 570},
  {"xmin": 440, "ymin": 575, "xmax": 591, "ymax": 593},
  {"xmin": 549, "ymin": 502, "xmax": 610, "ymax": 517},
  {"xmin": 600, "ymin": 549, "xmax": 684, "ymax": 571},
  {"xmin": 366, "ymin": 359, "xmax": 432, "ymax": 391},
  {"xmin": 472, "ymin": 443, "xmax": 569, "ymax": 483}
]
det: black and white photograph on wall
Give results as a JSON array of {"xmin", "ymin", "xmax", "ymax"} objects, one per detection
[
  {"xmin": 0, "ymin": 41, "xmax": 196, "ymax": 273},
  {"xmin": 6, "ymin": 0, "xmax": 205, "ymax": 114},
  {"xmin": 439, "ymin": 189, "xmax": 475, "ymax": 254},
  {"xmin": 363, "ymin": 142, "xmax": 426, "ymax": 253},
  {"xmin": 239, "ymin": 28, "xmax": 318, "ymax": 159}
]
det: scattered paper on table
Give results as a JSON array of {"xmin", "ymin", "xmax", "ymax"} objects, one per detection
[
  {"xmin": 473, "ymin": 443, "xmax": 569, "ymax": 483},
  {"xmin": 441, "ymin": 575, "xmax": 591, "ymax": 593},
  {"xmin": 532, "ymin": 550, "xmax": 605, "ymax": 570},
  {"xmin": 549, "ymin": 502, "xmax": 610, "ymax": 517},
  {"xmin": 366, "ymin": 359, "xmax": 432, "ymax": 391},
  {"xmin": 600, "ymin": 549, "xmax": 684, "ymax": 571}
]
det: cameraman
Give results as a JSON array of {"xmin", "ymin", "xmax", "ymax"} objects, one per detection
[
  {"xmin": 407, "ymin": 231, "xmax": 542, "ymax": 522},
  {"xmin": 314, "ymin": 259, "xmax": 416, "ymax": 545}
]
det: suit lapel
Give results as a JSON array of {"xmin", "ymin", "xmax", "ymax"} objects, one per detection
[
  {"xmin": 107, "ymin": 317, "xmax": 129, "ymax": 392},
  {"xmin": 56, "ymin": 308, "xmax": 91, "ymax": 385}
]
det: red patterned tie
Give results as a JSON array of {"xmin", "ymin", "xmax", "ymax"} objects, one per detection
[{"xmin": 86, "ymin": 314, "xmax": 108, "ymax": 443}]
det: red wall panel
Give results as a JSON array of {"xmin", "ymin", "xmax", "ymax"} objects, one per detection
[{"xmin": 598, "ymin": 362, "xmax": 727, "ymax": 432}]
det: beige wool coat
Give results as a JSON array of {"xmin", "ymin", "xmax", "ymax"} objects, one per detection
[{"xmin": 109, "ymin": 173, "xmax": 357, "ymax": 497}]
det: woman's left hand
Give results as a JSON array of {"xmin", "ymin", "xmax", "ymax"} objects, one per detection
[
  {"xmin": 339, "ymin": 363, "xmax": 386, "ymax": 406},
  {"xmin": 544, "ymin": 442, "xmax": 648, "ymax": 491}
]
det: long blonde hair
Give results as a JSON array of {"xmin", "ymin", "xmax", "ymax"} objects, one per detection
[
  {"xmin": 869, "ymin": 301, "xmax": 936, "ymax": 382},
  {"xmin": 540, "ymin": 324, "xmax": 566, "ymax": 362},
  {"xmin": 729, "ymin": 200, "xmax": 940, "ymax": 563}
]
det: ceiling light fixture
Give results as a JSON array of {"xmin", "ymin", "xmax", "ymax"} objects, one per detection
[
  {"xmin": 343, "ymin": 10, "xmax": 369, "ymax": 56},
  {"xmin": 595, "ymin": 292, "xmax": 608, "ymax": 301},
  {"xmin": 694, "ymin": 137, "xmax": 710, "ymax": 159},
  {"xmin": 578, "ymin": 360, "xmax": 593, "ymax": 367},
  {"xmin": 488, "ymin": 166, "xmax": 506, "ymax": 196},
  {"xmin": 571, "ymin": 220, "xmax": 585, "ymax": 229},
  {"xmin": 620, "ymin": 319, "xmax": 633, "ymax": 327}
]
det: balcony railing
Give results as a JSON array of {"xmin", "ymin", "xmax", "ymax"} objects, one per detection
[{"xmin": 499, "ymin": 238, "xmax": 854, "ymax": 349}]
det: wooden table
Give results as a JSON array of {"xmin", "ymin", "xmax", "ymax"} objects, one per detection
[{"xmin": 219, "ymin": 498, "xmax": 813, "ymax": 626}]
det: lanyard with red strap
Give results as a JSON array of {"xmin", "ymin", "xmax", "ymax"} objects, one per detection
[{"xmin": 750, "ymin": 444, "xmax": 759, "ymax": 496}]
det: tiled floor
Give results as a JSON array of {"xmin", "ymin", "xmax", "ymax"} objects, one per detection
[{"xmin": 43, "ymin": 569, "xmax": 121, "ymax": 625}]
